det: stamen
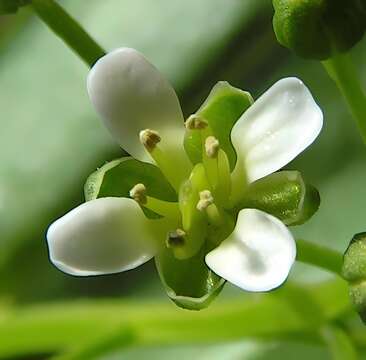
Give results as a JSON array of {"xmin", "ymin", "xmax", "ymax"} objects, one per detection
[
  {"xmin": 205, "ymin": 136, "xmax": 220, "ymax": 158},
  {"xmin": 185, "ymin": 114, "xmax": 208, "ymax": 130},
  {"xmin": 139, "ymin": 129, "xmax": 161, "ymax": 152},
  {"xmin": 196, "ymin": 189, "xmax": 223, "ymax": 226},
  {"xmin": 166, "ymin": 228, "xmax": 186, "ymax": 248},
  {"xmin": 197, "ymin": 189, "xmax": 214, "ymax": 211},
  {"xmin": 129, "ymin": 183, "xmax": 147, "ymax": 204},
  {"xmin": 130, "ymin": 183, "xmax": 180, "ymax": 218}
]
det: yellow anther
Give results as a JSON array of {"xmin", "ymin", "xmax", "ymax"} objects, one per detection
[
  {"xmin": 185, "ymin": 114, "xmax": 208, "ymax": 130},
  {"xmin": 166, "ymin": 228, "xmax": 186, "ymax": 248},
  {"xmin": 205, "ymin": 136, "xmax": 220, "ymax": 158},
  {"xmin": 129, "ymin": 183, "xmax": 147, "ymax": 204},
  {"xmin": 139, "ymin": 129, "xmax": 161, "ymax": 152},
  {"xmin": 196, "ymin": 189, "xmax": 214, "ymax": 211}
]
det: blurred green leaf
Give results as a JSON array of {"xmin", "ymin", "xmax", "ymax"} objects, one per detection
[
  {"xmin": 97, "ymin": 341, "xmax": 329, "ymax": 360},
  {"xmin": 321, "ymin": 325, "xmax": 358, "ymax": 360},
  {"xmin": 0, "ymin": 279, "xmax": 351, "ymax": 359}
]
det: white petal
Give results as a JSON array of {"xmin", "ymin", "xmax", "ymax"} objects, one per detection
[
  {"xmin": 87, "ymin": 48, "xmax": 185, "ymax": 163},
  {"xmin": 205, "ymin": 209, "xmax": 296, "ymax": 292},
  {"xmin": 47, "ymin": 197, "xmax": 157, "ymax": 276},
  {"xmin": 231, "ymin": 78, "xmax": 323, "ymax": 184}
]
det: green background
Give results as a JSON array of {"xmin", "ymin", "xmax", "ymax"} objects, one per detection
[{"xmin": 0, "ymin": 0, "xmax": 366, "ymax": 358}]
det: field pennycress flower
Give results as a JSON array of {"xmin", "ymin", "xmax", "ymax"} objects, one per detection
[{"xmin": 47, "ymin": 48, "xmax": 323, "ymax": 309}]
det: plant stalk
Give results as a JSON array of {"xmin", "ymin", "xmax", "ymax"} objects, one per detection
[
  {"xmin": 31, "ymin": 0, "xmax": 105, "ymax": 67},
  {"xmin": 322, "ymin": 53, "xmax": 366, "ymax": 144},
  {"xmin": 296, "ymin": 239, "xmax": 343, "ymax": 277}
]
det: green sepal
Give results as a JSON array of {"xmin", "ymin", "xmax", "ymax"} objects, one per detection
[
  {"xmin": 292, "ymin": 183, "xmax": 320, "ymax": 225},
  {"xmin": 238, "ymin": 171, "xmax": 320, "ymax": 225},
  {"xmin": 273, "ymin": 0, "xmax": 366, "ymax": 60},
  {"xmin": 342, "ymin": 233, "xmax": 366, "ymax": 324},
  {"xmin": 155, "ymin": 246, "xmax": 225, "ymax": 310},
  {"xmin": 184, "ymin": 81, "xmax": 253, "ymax": 170},
  {"xmin": 0, "ymin": 0, "xmax": 30, "ymax": 14},
  {"xmin": 84, "ymin": 157, "xmax": 177, "ymax": 218}
]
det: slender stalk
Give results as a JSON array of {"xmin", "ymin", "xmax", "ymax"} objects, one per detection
[
  {"xmin": 296, "ymin": 239, "xmax": 343, "ymax": 277},
  {"xmin": 322, "ymin": 53, "xmax": 366, "ymax": 144},
  {"xmin": 31, "ymin": 0, "xmax": 105, "ymax": 67}
]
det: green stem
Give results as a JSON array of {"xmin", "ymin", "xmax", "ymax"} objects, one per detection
[
  {"xmin": 31, "ymin": 0, "xmax": 105, "ymax": 67},
  {"xmin": 296, "ymin": 239, "xmax": 343, "ymax": 277},
  {"xmin": 322, "ymin": 53, "xmax": 366, "ymax": 144}
]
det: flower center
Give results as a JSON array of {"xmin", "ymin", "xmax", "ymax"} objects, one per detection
[{"xmin": 132, "ymin": 122, "xmax": 236, "ymax": 259}]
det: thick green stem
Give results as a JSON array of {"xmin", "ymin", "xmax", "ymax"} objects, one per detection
[
  {"xmin": 322, "ymin": 54, "xmax": 366, "ymax": 144},
  {"xmin": 31, "ymin": 0, "xmax": 105, "ymax": 67},
  {"xmin": 296, "ymin": 239, "xmax": 343, "ymax": 277}
]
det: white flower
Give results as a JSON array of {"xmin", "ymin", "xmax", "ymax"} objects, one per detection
[{"xmin": 47, "ymin": 48, "xmax": 323, "ymax": 294}]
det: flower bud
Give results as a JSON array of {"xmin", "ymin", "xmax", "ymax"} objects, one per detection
[
  {"xmin": 342, "ymin": 232, "xmax": 366, "ymax": 323},
  {"xmin": 272, "ymin": 0, "xmax": 366, "ymax": 60}
]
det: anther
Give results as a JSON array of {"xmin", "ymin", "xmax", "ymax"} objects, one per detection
[
  {"xmin": 205, "ymin": 136, "xmax": 220, "ymax": 158},
  {"xmin": 166, "ymin": 229, "xmax": 186, "ymax": 248},
  {"xmin": 185, "ymin": 114, "xmax": 208, "ymax": 130},
  {"xmin": 129, "ymin": 183, "xmax": 147, "ymax": 204},
  {"xmin": 196, "ymin": 189, "xmax": 214, "ymax": 211},
  {"xmin": 139, "ymin": 129, "xmax": 161, "ymax": 152}
]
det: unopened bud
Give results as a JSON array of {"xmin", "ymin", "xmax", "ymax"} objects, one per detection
[
  {"xmin": 129, "ymin": 183, "xmax": 147, "ymax": 204},
  {"xmin": 273, "ymin": 0, "xmax": 366, "ymax": 60},
  {"xmin": 343, "ymin": 232, "xmax": 366, "ymax": 323},
  {"xmin": 139, "ymin": 129, "xmax": 161, "ymax": 152}
]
